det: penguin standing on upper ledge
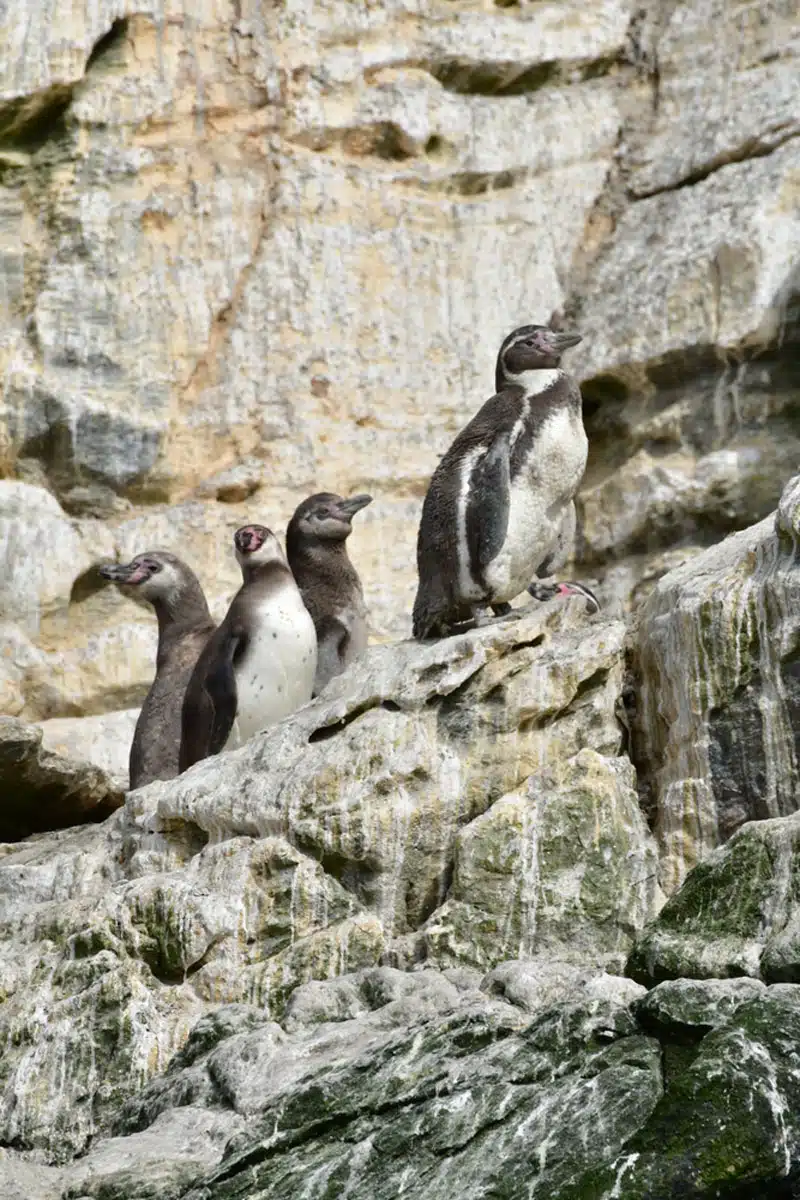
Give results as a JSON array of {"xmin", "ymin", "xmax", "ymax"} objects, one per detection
[
  {"xmin": 98, "ymin": 552, "xmax": 216, "ymax": 789},
  {"xmin": 412, "ymin": 324, "xmax": 588, "ymax": 639},
  {"xmin": 179, "ymin": 524, "xmax": 317, "ymax": 771},
  {"xmin": 286, "ymin": 492, "xmax": 373, "ymax": 697}
]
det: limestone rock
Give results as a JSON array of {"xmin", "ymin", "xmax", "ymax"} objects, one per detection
[
  {"xmin": 116, "ymin": 967, "xmax": 661, "ymax": 1200},
  {"xmin": 0, "ymin": 481, "xmax": 113, "ymax": 636},
  {"xmin": 0, "ymin": 715, "xmax": 124, "ymax": 840},
  {"xmin": 627, "ymin": 809, "xmax": 800, "ymax": 988},
  {"xmin": 632, "ymin": 471, "xmax": 800, "ymax": 891},
  {"xmin": 67, "ymin": 1107, "xmax": 244, "ymax": 1200},
  {"xmin": 0, "ymin": 1154, "xmax": 63, "ymax": 1200},
  {"xmin": 402, "ymin": 749, "xmax": 662, "ymax": 971},
  {"xmin": 38, "ymin": 707, "xmax": 138, "ymax": 780},
  {"xmin": 146, "ymin": 603, "xmax": 658, "ymax": 963},
  {"xmin": 584, "ymin": 986, "xmax": 800, "ymax": 1199},
  {"xmin": 628, "ymin": 0, "xmax": 799, "ymax": 197},
  {"xmin": 0, "ymin": 0, "xmax": 797, "ymax": 706},
  {"xmin": 634, "ymin": 977, "xmax": 767, "ymax": 1037},
  {"xmin": 0, "ymin": 611, "xmax": 660, "ymax": 1162},
  {"xmin": 575, "ymin": 140, "xmax": 799, "ymax": 377}
]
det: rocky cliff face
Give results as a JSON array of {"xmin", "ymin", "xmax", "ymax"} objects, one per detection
[
  {"xmin": 1, "ymin": 0, "xmax": 797, "ymax": 720},
  {"xmin": 2, "ymin": 475, "xmax": 800, "ymax": 1196},
  {"xmin": 1, "ymin": 0, "xmax": 800, "ymax": 1195}
]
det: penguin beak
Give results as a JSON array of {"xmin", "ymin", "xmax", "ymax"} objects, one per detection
[
  {"xmin": 558, "ymin": 582, "xmax": 601, "ymax": 614},
  {"xmin": 548, "ymin": 331, "xmax": 582, "ymax": 353},
  {"xmin": 336, "ymin": 494, "xmax": 373, "ymax": 519},
  {"xmin": 99, "ymin": 561, "xmax": 141, "ymax": 584}
]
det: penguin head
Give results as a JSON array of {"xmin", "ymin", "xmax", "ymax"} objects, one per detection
[
  {"xmin": 234, "ymin": 524, "xmax": 285, "ymax": 570},
  {"xmin": 528, "ymin": 579, "xmax": 600, "ymax": 614},
  {"xmin": 99, "ymin": 551, "xmax": 187, "ymax": 604},
  {"xmin": 497, "ymin": 325, "xmax": 582, "ymax": 388},
  {"xmin": 288, "ymin": 493, "xmax": 373, "ymax": 544}
]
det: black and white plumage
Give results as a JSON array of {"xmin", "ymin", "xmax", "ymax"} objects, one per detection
[
  {"xmin": 98, "ymin": 551, "xmax": 215, "ymax": 789},
  {"xmin": 527, "ymin": 579, "xmax": 600, "ymax": 615},
  {"xmin": 286, "ymin": 492, "xmax": 372, "ymax": 697},
  {"xmin": 412, "ymin": 324, "xmax": 588, "ymax": 639},
  {"xmin": 179, "ymin": 525, "xmax": 316, "ymax": 771}
]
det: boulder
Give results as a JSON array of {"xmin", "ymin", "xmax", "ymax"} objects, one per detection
[
  {"xmin": 38, "ymin": 707, "xmax": 138, "ymax": 780},
  {"xmin": 0, "ymin": 716, "xmax": 124, "ymax": 841}
]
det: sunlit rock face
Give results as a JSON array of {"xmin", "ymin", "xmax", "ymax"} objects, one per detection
[
  {"xmin": 0, "ymin": 0, "xmax": 797, "ymax": 717},
  {"xmin": 632, "ymin": 472, "xmax": 800, "ymax": 893}
]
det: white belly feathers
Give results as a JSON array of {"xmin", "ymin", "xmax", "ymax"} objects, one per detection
[
  {"xmin": 225, "ymin": 586, "xmax": 317, "ymax": 749},
  {"xmin": 483, "ymin": 406, "xmax": 587, "ymax": 602}
]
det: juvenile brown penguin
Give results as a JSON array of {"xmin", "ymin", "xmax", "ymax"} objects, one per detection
[
  {"xmin": 180, "ymin": 524, "xmax": 316, "ymax": 771},
  {"xmin": 412, "ymin": 324, "xmax": 587, "ymax": 639},
  {"xmin": 98, "ymin": 551, "xmax": 215, "ymax": 789},
  {"xmin": 286, "ymin": 492, "xmax": 372, "ymax": 696}
]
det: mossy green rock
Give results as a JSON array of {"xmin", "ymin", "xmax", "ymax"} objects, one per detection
[
  {"xmin": 628, "ymin": 810, "xmax": 800, "ymax": 986},
  {"xmin": 0, "ymin": 609, "xmax": 660, "ymax": 1163},
  {"xmin": 578, "ymin": 986, "xmax": 800, "ymax": 1199}
]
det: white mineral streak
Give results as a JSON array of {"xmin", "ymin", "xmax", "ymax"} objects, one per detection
[
  {"xmin": 636, "ymin": 474, "xmax": 800, "ymax": 892},
  {"xmin": 0, "ymin": 605, "xmax": 661, "ymax": 1160}
]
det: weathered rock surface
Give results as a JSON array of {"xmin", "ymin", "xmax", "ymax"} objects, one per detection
[
  {"xmin": 0, "ymin": 715, "xmax": 124, "ymax": 840},
  {"xmin": 5, "ymin": 957, "xmax": 800, "ymax": 1198},
  {"xmin": 0, "ymin": 607, "xmax": 661, "ymax": 1165},
  {"xmin": 628, "ymin": 807, "xmax": 800, "ymax": 988},
  {"xmin": 38, "ymin": 706, "xmax": 138, "ymax": 780},
  {"xmin": 1, "ymin": 0, "xmax": 799, "ymax": 1194},
  {"xmin": 0, "ymin": 0, "xmax": 797, "ymax": 714},
  {"xmin": 633, "ymin": 471, "xmax": 800, "ymax": 891}
]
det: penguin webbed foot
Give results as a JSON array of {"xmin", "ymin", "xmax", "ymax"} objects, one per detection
[{"xmin": 463, "ymin": 605, "xmax": 523, "ymax": 631}]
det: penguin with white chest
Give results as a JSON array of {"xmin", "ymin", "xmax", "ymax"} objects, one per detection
[
  {"xmin": 179, "ymin": 524, "xmax": 317, "ymax": 770},
  {"xmin": 286, "ymin": 491, "xmax": 372, "ymax": 697},
  {"xmin": 412, "ymin": 324, "xmax": 588, "ymax": 639}
]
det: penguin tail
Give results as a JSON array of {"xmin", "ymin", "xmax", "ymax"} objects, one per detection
[{"xmin": 412, "ymin": 588, "xmax": 441, "ymax": 641}]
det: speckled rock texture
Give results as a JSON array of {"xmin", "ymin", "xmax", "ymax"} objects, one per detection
[{"xmin": 0, "ymin": 604, "xmax": 663, "ymax": 1166}]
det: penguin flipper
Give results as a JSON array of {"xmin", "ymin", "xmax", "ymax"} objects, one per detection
[
  {"xmin": 180, "ymin": 631, "xmax": 243, "ymax": 770},
  {"xmin": 466, "ymin": 430, "xmax": 511, "ymax": 573},
  {"xmin": 203, "ymin": 632, "xmax": 244, "ymax": 755},
  {"xmin": 313, "ymin": 616, "xmax": 349, "ymax": 697}
]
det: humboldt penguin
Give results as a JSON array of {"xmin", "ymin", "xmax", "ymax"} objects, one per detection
[
  {"xmin": 527, "ymin": 580, "xmax": 600, "ymax": 615},
  {"xmin": 286, "ymin": 492, "xmax": 372, "ymax": 696},
  {"xmin": 412, "ymin": 324, "xmax": 588, "ymax": 639},
  {"xmin": 98, "ymin": 551, "xmax": 215, "ymax": 789},
  {"xmin": 179, "ymin": 524, "xmax": 316, "ymax": 771}
]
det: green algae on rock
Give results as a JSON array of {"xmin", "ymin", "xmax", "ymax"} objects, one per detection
[{"xmin": 627, "ymin": 808, "xmax": 800, "ymax": 988}]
